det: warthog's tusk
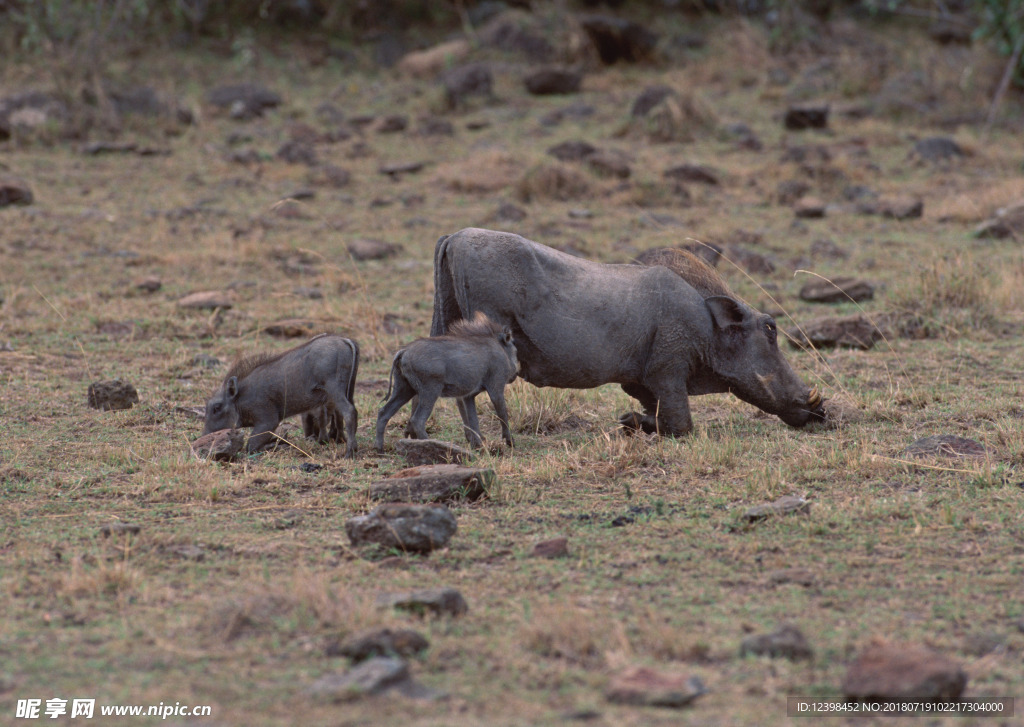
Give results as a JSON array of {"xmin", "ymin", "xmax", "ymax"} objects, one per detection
[{"xmin": 807, "ymin": 386, "xmax": 822, "ymax": 408}]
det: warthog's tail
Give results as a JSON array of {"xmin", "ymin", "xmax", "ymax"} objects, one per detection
[
  {"xmin": 430, "ymin": 233, "xmax": 455, "ymax": 337},
  {"xmin": 382, "ymin": 349, "xmax": 404, "ymax": 403},
  {"xmin": 343, "ymin": 337, "xmax": 359, "ymax": 406}
]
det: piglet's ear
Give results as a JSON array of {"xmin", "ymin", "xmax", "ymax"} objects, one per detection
[
  {"xmin": 226, "ymin": 376, "xmax": 240, "ymax": 400},
  {"xmin": 705, "ymin": 296, "xmax": 747, "ymax": 330}
]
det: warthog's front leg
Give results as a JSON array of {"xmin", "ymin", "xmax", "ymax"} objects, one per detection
[
  {"xmin": 485, "ymin": 386, "xmax": 514, "ymax": 448},
  {"xmin": 247, "ymin": 417, "xmax": 283, "ymax": 452},
  {"xmin": 457, "ymin": 395, "xmax": 484, "ymax": 449},
  {"xmin": 374, "ymin": 378, "xmax": 416, "ymax": 451}
]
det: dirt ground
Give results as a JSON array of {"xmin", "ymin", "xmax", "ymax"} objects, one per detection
[{"xmin": 2, "ymin": 7, "xmax": 1024, "ymax": 726}]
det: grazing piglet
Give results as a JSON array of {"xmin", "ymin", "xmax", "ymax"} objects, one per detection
[
  {"xmin": 202, "ymin": 334, "xmax": 359, "ymax": 457},
  {"xmin": 375, "ymin": 312, "xmax": 518, "ymax": 451}
]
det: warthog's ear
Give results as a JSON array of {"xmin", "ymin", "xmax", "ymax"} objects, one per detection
[
  {"xmin": 705, "ymin": 296, "xmax": 747, "ymax": 330},
  {"xmin": 226, "ymin": 376, "xmax": 240, "ymax": 400}
]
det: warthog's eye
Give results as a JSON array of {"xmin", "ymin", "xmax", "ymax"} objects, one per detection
[
  {"xmin": 211, "ymin": 403, "xmax": 222, "ymax": 415},
  {"xmin": 764, "ymin": 320, "xmax": 777, "ymax": 346}
]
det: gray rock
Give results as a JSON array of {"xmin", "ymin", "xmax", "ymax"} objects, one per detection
[
  {"xmin": 531, "ymin": 537, "xmax": 569, "ymax": 558},
  {"xmin": 743, "ymin": 495, "xmax": 811, "ymax": 522},
  {"xmin": 0, "ymin": 176, "xmax": 33, "ymax": 206},
  {"xmin": 547, "ymin": 140, "xmax": 597, "ymax": 162},
  {"xmin": 442, "ymin": 63, "xmax": 493, "ymax": 109},
  {"xmin": 87, "ymin": 379, "xmax": 139, "ymax": 411},
  {"xmin": 798, "ymin": 277, "xmax": 874, "ymax": 304},
  {"xmin": 374, "ymin": 115, "xmax": 407, "ymax": 134},
  {"xmin": 606, "ymin": 667, "xmax": 706, "ymax": 708},
  {"xmin": 307, "ymin": 657, "xmax": 438, "ymax": 702},
  {"xmin": 911, "ymin": 136, "xmax": 964, "ymax": 163},
  {"xmin": 191, "ymin": 429, "xmax": 245, "ymax": 462},
  {"xmin": 631, "ymin": 85, "xmax": 675, "ymax": 118},
  {"xmin": 346, "ymin": 503, "xmax": 457, "ymax": 554},
  {"xmin": 902, "ymin": 435, "xmax": 986, "ymax": 460},
  {"xmin": 100, "ymin": 522, "xmax": 141, "ymax": 538},
  {"xmin": 587, "ymin": 151, "xmax": 631, "ymax": 179},
  {"xmin": 843, "ymin": 643, "xmax": 967, "ymax": 704},
  {"xmin": 371, "ymin": 463, "xmax": 490, "ymax": 503},
  {"xmin": 261, "ymin": 319, "xmax": 316, "ymax": 338},
  {"xmin": 207, "ymin": 83, "xmax": 281, "ymax": 119},
  {"xmin": 379, "ymin": 161, "xmax": 425, "ymax": 178},
  {"xmin": 788, "ymin": 315, "xmax": 882, "ymax": 351},
  {"xmin": 327, "ymin": 628, "xmax": 429, "ymax": 662},
  {"xmin": 776, "ymin": 179, "xmax": 810, "ymax": 205},
  {"xmin": 794, "ymin": 196, "xmax": 827, "ymax": 218},
  {"xmin": 524, "ymin": 68, "xmax": 582, "ymax": 96},
  {"xmin": 784, "ymin": 103, "xmax": 829, "ymax": 130},
  {"xmin": 767, "ymin": 568, "xmax": 816, "ymax": 587},
  {"xmin": 393, "ymin": 440, "xmax": 474, "ymax": 466},
  {"xmin": 858, "ymin": 196, "xmax": 923, "ymax": 220},
  {"xmin": 276, "ymin": 140, "xmax": 317, "ymax": 166},
  {"xmin": 347, "ymin": 238, "xmax": 402, "ymax": 261},
  {"xmin": 974, "ymin": 202, "xmax": 1024, "ymax": 241},
  {"xmin": 740, "ymin": 624, "xmax": 813, "ymax": 661},
  {"xmin": 663, "ymin": 163, "xmax": 720, "ymax": 185},
  {"xmin": 376, "ymin": 587, "xmax": 468, "ymax": 618},
  {"xmin": 177, "ymin": 291, "xmax": 233, "ymax": 310}
]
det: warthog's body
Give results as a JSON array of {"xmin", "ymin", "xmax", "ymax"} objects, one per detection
[
  {"xmin": 375, "ymin": 312, "xmax": 519, "ymax": 451},
  {"xmin": 430, "ymin": 228, "xmax": 824, "ymax": 436},
  {"xmin": 202, "ymin": 334, "xmax": 359, "ymax": 456}
]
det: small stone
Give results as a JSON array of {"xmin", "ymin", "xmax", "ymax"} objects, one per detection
[
  {"xmin": 743, "ymin": 496, "xmax": 811, "ymax": 522},
  {"xmin": 100, "ymin": 522, "xmax": 141, "ymax": 538},
  {"xmin": 441, "ymin": 63, "xmax": 493, "ymax": 109},
  {"xmin": 371, "ymin": 463, "xmax": 491, "ymax": 503},
  {"xmin": 494, "ymin": 203, "xmax": 527, "ymax": 222},
  {"xmin": 740, "ymin": 624, "xmax": 813, "ymax": 661},
  {"xmin": 276, "ymin": 140, "xmax": 317, "ymax": 165},
  {"xmin": 306, "ymin": 657, "xmax": 424, "ymax": 702},
  {"xmin": 177, "ymin": 291, "xmax": 233, "ymax": 310},
  {"xmin": 631, "ymin": 85, "xmax": 675, "ymax": 117},
  {"xmin": 662, "ymin": 164, "xmax": 719, "ymax": 185},
  {"xmin": 524, "ymin": 68, "xmax": 582, "ymax": 96},
  {"xmin": 788, "ymin": 315, "xmax": 882, "ymax": 351},
  {"xmin": 843, "ymin": 642, "xmax": 967, "ymax": 704},
  {"xmin": 974, "ymin": 201, "xmax": 1024, "ymax": 241},
  {"xmin": 376, "ymin": 587, "xmax": 468, "ymax": 618},
  {"xmin": 393, "ymin": 439, "xmax": 473, "ymax": 466},
  {"xmin": 347, "ymin": 238, "xmax": 402, "ymax": 261},
  {"xmin": 167, "ymin": 544, "xmax": 205, "ymax": 561},
  {"xmin": 374, "ymin": 115, "xmax": 407, "ymax": 134},
  {"xmin": 794, "ymin": 196, "xmax": 826, "ymax": 218},
  {"xmin": 902, "ymin": 435, "xmax": 986, "ymax": 460},
  {"xmin": 784, "ymin": 103, "xmax": 829, "ymax": 130},
  {"xmin": 531, "ymin": 537, "xmax": 569, "ymax": 559},
  {"xmin": 261, "ymin": 319, "xmax": 316, "ymax": 338},
  {"xmin": 346, "ymin": 503, "xmax": 457, "ymax": 554},
  {"xmin": 87, "ymin": 379, "xmax": 139, "ymax": 411},
  {"xmin": 587, "ymin": 151, "xmax": 631, "ymax": 179},
  {"xmin": 910, "ymin": 136, "xmax": 964, "ymax": 163},
  {"xmin": 379, "ymin": 161, "xmax": 425, "ymax": 178},
  {"xmin": 134, "ymin": 276, "xmax": 162, "ymax": 293},
  {"xmin": 292, "ymin": 286, "xmax": 323, "ymax": 299},
  {"xmin": 606, "ymin": 667, "xmax": 706, "ymax": 708},
  {"xmin": 858, "ymin": 196, "xmax": 923, "ymax": 220},
  {"xmin": 547, "ymin": 140, "xmax": 597, "ymax": 162},
  {"xmin": 798, "ymin": 277, "xmax": 874, "ymax": 304},
  {"xmin": 327, "ymin": 628, "xmax": 429, "ymax": 662},
  {"xmin": 191, "ymin": 428, "xmax": 245, "ymax": 462},
  {"xmin": 0, "ymin": 176, "xmax": 34, "ymax": 206},
  {"xmin": 767, "ymin": 568, "xmax": 816, "ymax": 588}
]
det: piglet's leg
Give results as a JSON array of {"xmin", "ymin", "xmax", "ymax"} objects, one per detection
[
  {"xmin": 485, "ymin": 387, "xmax": 514, "ymax": 448},
  {"xmin": 458, "ymin": 395, "xmax": 484, "ymax": 449},
  {"xmin": 407, "ymin": 391, "xmax": 438, "ymax": 441},
  {"xmin": 375, "ymin": 380, "xmax": 416, "ymax": 451}
]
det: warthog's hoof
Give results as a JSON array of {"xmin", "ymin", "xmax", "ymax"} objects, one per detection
[{"xmin": 618, "ymin": 411, "xmax": 659, "ymax": 434}]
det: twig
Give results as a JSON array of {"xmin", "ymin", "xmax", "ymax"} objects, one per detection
[{"xmin": 985, "ymin": 34, "xmax": 1024, "ymax": 138}]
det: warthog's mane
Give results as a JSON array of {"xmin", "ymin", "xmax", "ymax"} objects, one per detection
[
  {"xmin": 224, "ymin": 334, "xmax": 329, "ymax": 381},
  {"xmin": 633, "ymin": 247, "xmax": 733, "ymax": 299},
  {"xmin": 448, "ymin": 311, "xmax": 505, "ymax": 338}
]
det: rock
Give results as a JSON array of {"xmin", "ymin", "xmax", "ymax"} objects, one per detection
[
  {"xmin": 292, "ymin": 286, "xmax": 323, "ymax": 299},
  {"xmin": 766, "ymin": 568, "xmax": 816, "ymax": 588},
  {"xmin": 307, "ymin": 657, "xmax": 438, "ymax": 702},
  {"xmin": 206, "ymin": 83, "xmax": 281, "ymax": 119},
  {"xmin": 743, "ymin": 495, "xmax": 811, "ymax": 522},
  {"xmin": 376, "ymin": 587, "xmax": 468, "ymax": 618},
  {"xmin": 477, "ymin": 10, "xmax": 555, "ymax": 61},
  {"xmin": 662, "ymin": 164, "xmax": 719, "ymax": 185},
  {"xmin": 928, "ymin": 18, "xmax": 972, "ymax": 45},
  {"xmin": 798, "ymin": 277, "xmax": 874, "ymax": 304},
  {"xmin": 606, "ymin": 667, "xmax": 706, "ymax": 708},
  {"xmin": 788, "ymin": 315, "xmax": 882, "ymax": 350},
  {"xmin": 327, "ymin": 628, "xmax": 430, "ymax": 662},
  {"xmin": 0, "ymin": 176, "xmax": 33, "ymax": 206},
  {"xmin": 974, "ymin": 201, "xmax": 1024, "ymax": 241},
  {"xmin": 416, "ymin": 116, "xmax": 454, "ymax": 136},
  {"xmin": 740, "ymin": 624, "xmax": 814, "ymax": 661},
  {"xmin": 347, "ymin": 238, "xmax": 402, "ymax": 261},
  {"xmin": 794, "ymin": 196, "xmax": 826, "ymax": 218},
  {"xmin": 398, "ymin": 39, "xmax": 471, "ymax": 78},
  {"xmin": 374, "ymin": 115, "xmax": 408, "ymax": 134},
  {"xmin": 379, "ymin": 161, "xmax": 425, "ymax": 178},
  {"xmin": 191, "ymin": 428, "xmax": 245, "ymax": 461},
  {"xmin": 100, "ymin": 522, "xmax": 141, "ymax": 538},
  {"xmin": 87, "ymin": 380, "xmax": 139, "ymax": 411},
  {"xmin": 345, "ymin": 503, "xmax": 457, "ymax": 554},
  {"xmin": 315, "ymin": 164, "xmax": 351, "ymax": 188},
  {"xmin": 579, "ymin": 14, "xmax": 658, "ymax": 65},
  {"xmin": 441, "ymin": 63, "xmax": 493, "ymax": 109},
  {"xmin": 276, "ymin": 140, "xmax": 318, "ymax": 165},
  {"xmin": 167, "ymin": 544, "xmax": 205, "ymax": 561},
  {"xmin": 371, "ymin": 463, "xmax": 491, "ymax": 503},
  {"xmin": 784, "ymin": 103, "xmax": 829, "ymax": 130},
  {"xmin": 177, "ymin": 291, "xmax": 233, "ymax": 310},
  {"xmin": 134, "ymin": 276, "xmax": 162, "ymax": 293},
  {"xmin": 495, "ymin": 203, "xmax": 527, "ymax": 222},
  {"xmin": 858, "ymin": 196, "xmax": 923, "ymax": 220},
  {"xmin": 843, "ymin": 642, "xmax": 967, "ymax": 704},
  {"xmin": 393, "ymin": 440, "xmax": 474, "ymax": 466},
  {"xmin": 902, "ymin": 435, "xmax": 986, "ymax": 460},
  {"xmin": 547, "ymin": 140, "xmax": 597, "ymax": 162},
  {"xmin": 809, "ymin": 238, "xmax": 848, "ymax": 260},
  {"xmin": 587, "ymin": 151, "xmax": 631, "ymax": 179},
  {"xmin": 728, "ymin": 246, "xmax": 776, "ymax": 275},
  {"xmin": 531, "ymin": 537, "xmax": 569, "ymax": 559},
  {"xmin": 524, "ymin": 68, "xmax": 582, "ymax": 96},
  {"xmin": 631, "ymin": 85, "xmax": 675, "ymax": 118},
  {"xmin": 910, "ymin": 136, "xmax": 964, "ymax": 163},
  {"xmin": 261, "ymin": 319, "xmax": 316, "ymax": 338},
  {"xmin": 0, "ymin": 91, "xmax": 68, "ymax": 140}
]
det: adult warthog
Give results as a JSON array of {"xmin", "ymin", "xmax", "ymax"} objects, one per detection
[{"xmin": 430, "ymin": 228, "xmax": 824, "ymax": 436}]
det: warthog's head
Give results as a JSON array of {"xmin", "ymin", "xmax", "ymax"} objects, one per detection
[
  {"xmin": 201, "ymin": 376, "xmax": 242, "ymax": 435},
  {"xmin": 705, "ymin": 296, "xmax": 825, "ymax": 428}
]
